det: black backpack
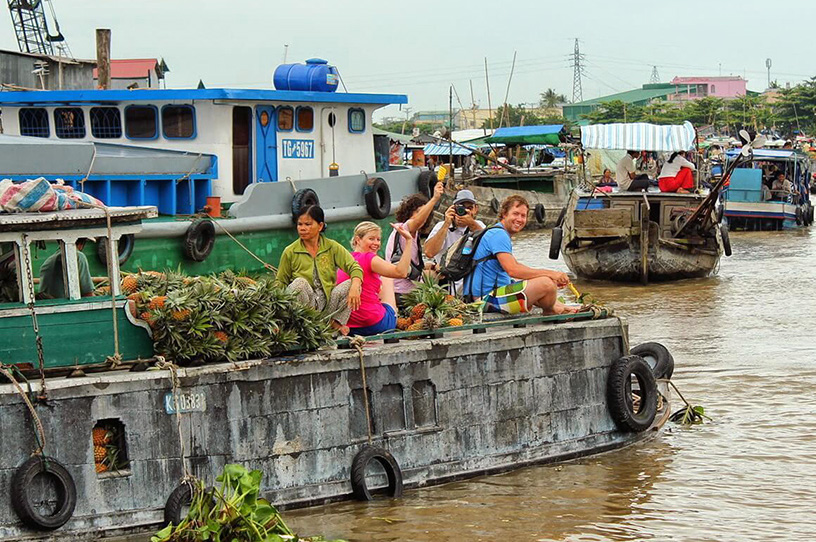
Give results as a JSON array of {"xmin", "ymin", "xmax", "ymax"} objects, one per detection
[{"xmin": 438, "ymin": 225, "xmax": 499, "ymax": 282}]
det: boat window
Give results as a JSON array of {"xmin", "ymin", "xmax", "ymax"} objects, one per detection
[
  {"xmin": 19, "ymin": 108, "xmax": 49, "ymax": 137},
  {"xmin": 348, "ymin": 108, "xmax": 365, "ymax": 133},
  {"xmin": 162, "ymin": 105, "xmax": 196, "ymax": 139},
  {"xmin": 54, "ymin": 108, "xmax": 86, "ymax": 139},
  {"xmin": 125, "ymin": 105, "xmax": 158, "ymax": 139},
  {"xmin": 90, "ymin": 107, "xmax": 122, "ymax": 138},
  {"xmin": 277, "ymin": 106, "xmax": 294, "ymax": 131},
  {"xmin": 296, "ymin": 106, "xmax": 313, "ymax": 132}
]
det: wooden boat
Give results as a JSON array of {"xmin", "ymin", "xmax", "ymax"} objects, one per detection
[{"xmin": 552, "ymin": 121, "xmax": 729, "ymax": 283}]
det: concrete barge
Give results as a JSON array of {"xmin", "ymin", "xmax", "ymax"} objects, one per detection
[{"xmin": 0, "ymin": 314, "xmax": 671, "ymax": 540}]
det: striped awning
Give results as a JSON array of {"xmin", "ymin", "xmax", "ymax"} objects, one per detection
[
  {"xmin": 581, "ymin": 121, "xmax": 696, "ymax": 152},
  {"xmin": 423, "ymin": 142, "xmax": 474, "ymax": 156}
]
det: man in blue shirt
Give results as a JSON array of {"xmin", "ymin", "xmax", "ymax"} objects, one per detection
[{"xmin": 465, "ymin": 195, "xmax": 575, "ymax": 315}]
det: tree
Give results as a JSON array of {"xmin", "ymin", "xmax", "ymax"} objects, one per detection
[
  {"xmin": 581, "ymin": 100, "xmax": 645, "ymax": 124},
  {"xmin": 540, "ymin": 88, "xmax": 568, "ymax": 108},
  {"xmin": 480, "ymin": 104, "xmax": 543, "ymax": 129}
]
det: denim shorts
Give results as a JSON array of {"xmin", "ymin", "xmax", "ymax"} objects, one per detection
[{"xmin": 349, "ymin": 304, "xmax": 397, "ymax": 336}]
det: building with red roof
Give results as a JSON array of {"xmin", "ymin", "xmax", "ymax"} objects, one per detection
[{"xmin": 93, "ymin": 58, "xmax": 167, "ymax": 89}]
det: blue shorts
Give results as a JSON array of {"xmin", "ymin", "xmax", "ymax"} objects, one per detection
[{"xmin": 349, "ymin": 304, "xmax": 397, "ymax": 336}]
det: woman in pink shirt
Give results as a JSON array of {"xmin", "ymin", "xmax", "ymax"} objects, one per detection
[{"xmin": 337, "ymin": 221, "xmax": 413, "ymax": 335}]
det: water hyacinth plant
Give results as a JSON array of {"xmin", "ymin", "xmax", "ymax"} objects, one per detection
[{"xmin": 124, "ymin": 270, "xmax": 333, "ymax": 364}]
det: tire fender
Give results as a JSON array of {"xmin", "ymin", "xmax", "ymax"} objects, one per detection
[
  {"xmin": 490, "ymin": 197, "xmax": 500, "ymax": 214},
  {"xmin": 350, "ymin": 446, "xmax": 403, "ymax": 501},
  {"xmin": 182, "ymin": 220, "xmax": 215, "ymax": 262},
  {"xmin": 11, "ymin": 456, "xmax": 77, "ymax": 531},
  {"xmin": 549, "ymin": 226, "xmax": 563, "ymax": 260},
  {"xmin": 96, "ymin": 234, "xmax": 135, "ymax": 266},
  {"xmin": 795, "ymin": 206, "xmax": 803, "ymax": 226},
  {"xmin": 534, "ymin": 203, "xmax": 546, "ymax": 224},
  {"xmin": 417, "ymin": 170, "xmax": 436, "ymax": 199},
  {"xmin": 630, "ymin": 341, "xmax": 674, "ymax": 379},
  {"xmin": 291, "ymin": 188, "xmax": 320, "ymax": 223},
  {"xmin": 363, "ymin": 177, "xmax": 391, "ymax": 220},
  {"xmin": 556, "ymin": 205, "xmax": 568, "ymax": 227},
  {"xmin": 607, "ymin": 355, "xmax": 658, "ymax": 433},
  {"xmin": 720, "ymin": 223, "xmax": 732, "ymax": 257}
]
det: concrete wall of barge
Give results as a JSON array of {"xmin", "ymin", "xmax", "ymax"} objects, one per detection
[{"xmin": 0, "ymin": 318, "xmax": 642, "ymax": 539}]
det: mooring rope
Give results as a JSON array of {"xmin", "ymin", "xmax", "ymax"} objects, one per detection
[
  {"xmin": 0, "ymin": 364, "xmax": 47, "ymax": 456},
  {"xmin": 206, "ymin": 217, "xmax": 277, "ymax": 273},
  {"xmin": 349, "ymin": 335, "xmax": 373, "ymax": 444},
  {"xmin": 155, "ymin": 356, "xmax": 192, "ymax": 480}
]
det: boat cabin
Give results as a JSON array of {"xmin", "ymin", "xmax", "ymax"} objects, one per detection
[{"xmin": 0, "ymin": 207, "xmax": 156, "ymax": 372}]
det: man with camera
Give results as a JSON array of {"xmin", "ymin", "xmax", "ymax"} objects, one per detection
[{"xmin": 424, "ymin": 189, "xmax": 485, "ymax": 293}]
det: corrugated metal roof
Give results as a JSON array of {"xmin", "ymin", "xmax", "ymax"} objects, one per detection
[
  {"xmin": 486, "ymin": 125, "xmax": 564, "ymax": 145},
  {"xmin": 581, "ymin": 121, "xmax": 696, "ymax": 151},
  {"xmin": 568, "ymin": 85, "xmax": 675, "ymax": 106}
]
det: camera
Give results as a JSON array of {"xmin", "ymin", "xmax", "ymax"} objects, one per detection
[{"xmin": 455, "ymin": 205, "xmax": 468, "ymax": 216}]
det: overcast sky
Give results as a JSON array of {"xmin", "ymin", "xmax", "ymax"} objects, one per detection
[{"xmin": 3, "ymin": 0, "xmax": 815, "ymax": 122}]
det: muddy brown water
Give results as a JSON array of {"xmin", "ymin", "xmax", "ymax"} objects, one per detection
[
  {"xmin": 284, "ymin": 228, "xmax": 816, "ymax": 542},
  {"xmin": 108, "ymin": 229, "xmax": 816, "ymax": 542}
]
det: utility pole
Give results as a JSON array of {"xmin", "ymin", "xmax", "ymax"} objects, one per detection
[
  {"xmin": 570, "ymin": 39, "xmax": 585, "ymax": 103},
  {"xmin": 650, "ymin": 65, "xmax": 660, "ymax": 84},
  {"xmin": 765, "ymin": 58, "xmax": 772, "ymax": 88}
]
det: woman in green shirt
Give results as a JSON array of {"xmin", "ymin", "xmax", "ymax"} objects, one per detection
[{"xmin": 276, "ymin": 205, "xmax": 363, "ymax": 335}]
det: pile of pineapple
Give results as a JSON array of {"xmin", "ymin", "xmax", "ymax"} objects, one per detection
[
  {"xmin": 397, "ymin": 275, "xmax": 480, "ymax": 332},
  {"xmin": 122, "ymin": 270, "xmax": 332, "ymax": 365},
  {"xmin": 92, "ymin": 425, "xmax": 126, "ymax": 474}
]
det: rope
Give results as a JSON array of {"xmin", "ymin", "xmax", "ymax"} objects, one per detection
[
  {"xmin": 155, "ymin": 357, "xmax": 192, "ymax": 479},
  {"xmin": 79, "ymin": 146, "xmax": 98, "ymax": 194},
  {"xmin": 0, "ymin": 364, "xmax": 47, "ymax": 456},
  {"xmin": 349, "ymin": 335, "xmax": 373, "ymax": 444},
  {"xmin": 206, "ymin": 217, "xmax": 277, "ymax": 273}
]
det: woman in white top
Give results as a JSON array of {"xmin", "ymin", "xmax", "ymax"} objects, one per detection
[{"xmin": 658, "ymin": 151, "xmax": 696, "ymax": 193}]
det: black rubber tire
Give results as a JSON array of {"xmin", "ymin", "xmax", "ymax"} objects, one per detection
[
  {"xmin": 720, "ymin": 223, "xmax": 732, "ymax": 257},
  {"xmin": 715, "ymin": 204, "xmax": 724, "ymax": 223},
  {"xmin": 96, "ymin": 234, "xmax": 135, "ymax": 266},
  {"xmin": 534, "ymin": 203, "xmax": 546, "ymax": 224},
  {"xmin": 363, "ymin": 177, "xmax": 391, "ymax": 220},
  {"xmin": 548, "ymin": 226, "xmax": 563, "ymax": 260},
  {"xmin": 291, "ymin": 188, "xmax": 320, "ymax": 223},
  {"xmin": 350, "ymin": 446, "xmax": 403, "ymax": 501},
  {"xmin": 607, "ymin": 355, "xmax": 658, "ymax": 433},
  {"xmin": 795, "ymin": 206, "xmax": 803, "ymax": 226},
  {"xmin": 417, "ymin": 170, "xmax": 435, "ymax": 199},
  {"xmin": 556, "ymin": 205, "xmax": 568, "ymax": 227},
  {"xmin": 164, "ymin": 482, "xmax": 194, "ymax": 526},
  {"xmin": 11, "ymin": 456, "xmax": 77, "ymax": 531},
  {"xmin": 630, "ymin": 342, "xmax": 675, "ymax": 379},
  {"xmin": 807, "ymin": 203, "xmax": 814, "ymax": 225},
  {"xmin": 182, "ymin": 220, "xmax": 215, "ymax": 262},
  {"xmin": 490, "ymin": 197, "xmax": 500, "ymax": 214}
]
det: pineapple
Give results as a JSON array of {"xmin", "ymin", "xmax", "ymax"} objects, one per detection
[
  {"xmin": 95, "ymin": 462, "xmax": 109, "ymax": 473},
  {"xmin": 236, "ymin": 276, "xmax": 257, "ymax": 287},
  {"xmin": 410, "ymin": 303, "xmax": 427, "ymax": 321},
  {"xmin": 171, "ymin": 309, "xmax": 191, "ymax": 321},
  {"xmin": 127, "ymin": 300, "xmax": 138, "ymax": 318},
  {"xmin": 396, "ymin": 317, "xmax": 412, "ymax": 330},
  {"xmin": 213, "ymin": 331, "xmax": 228, "ymax": 343},
  {"xmin": 121, "ymin": 274, "xmax": 138, "ymax": 294},
  {"xmin": 94, "ymin": 445, "xmax": 107, "ymax": 462},
  {"xmin": 148, "ymin": 296, "xmax": 167, "ymax": 310},
  {"xmin": 92, "ymin": 427, "xmax": 111, "ymax": 446},
  {"xmin": 407, "ymin": 321, "xmax": 426, "ymax": 332},
  {"xmin": 140, "ymin": 311, "xmax": 157, "ymax": 328},
  {"xmin": 444, "ymin": 294, "xmax": 455, "ymax": 303},
  {"xmin": 447, "ymin": 318, "xmax": 464, "ymax": 327}
]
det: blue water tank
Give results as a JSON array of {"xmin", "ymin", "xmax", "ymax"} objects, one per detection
[{"xmin": 273, "ymin": 58, "xmax": 339, "ymax": 93}]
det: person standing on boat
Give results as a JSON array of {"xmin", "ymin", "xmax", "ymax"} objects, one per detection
[
  {"xmin": 276, "ymin": 205, "xmax": 363, "ymax": 336},
  {"xmin": 616, "ymin": 151, "xmax": 650, "ymax": 191},
  {"xmin": 38, "ymin": 238, "xmax": 94, "ymax": 299},
  {"xmin": 464, "ymin": 195, "xmax": 576, "ymax": 315},
  {"xmin": 385, "ymin": 181, "xmax": 445, "ymax": 308},
  {"xmin": 335, "ymin": 221, "xmax": 414, "ymax": 336},
  {"xmin": 424, "ymin": 189, "xmax": 486, "ymax": 295},
  {"xmin": 658, "ymin": 151, "xmax": 696, "ymax": 193}
]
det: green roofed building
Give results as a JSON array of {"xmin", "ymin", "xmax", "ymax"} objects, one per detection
[{"xmin": 563, "ymin": 83, "xmax": 685, "ymax": 124}]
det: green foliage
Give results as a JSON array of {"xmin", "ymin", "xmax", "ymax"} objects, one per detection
[
  {"xmin": 540, "ymin": 88, "xmax": 568, "ymax": 109},
  {"xmin": 151, "ymin": 464, "xmax": 345, "ymax": 542},
  {"xmin": 127, "ymin": 270, "xmax": 333, "ymax": 364},
  {"xmin": 669, "ymin": 404, "xmax": 710, "ymax": 425},
  {"xmin": 373, "ymin": 120, "xmax": 436, "ymax": 136}
]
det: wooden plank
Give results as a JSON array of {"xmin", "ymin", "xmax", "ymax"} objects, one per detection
[
  {"xmin": 574, "ymin": 208, "xmax": 631, "ymax": 229},
  {"xmin": 573, "ymin": 227, "xmax": 632, "ymax": 238}
]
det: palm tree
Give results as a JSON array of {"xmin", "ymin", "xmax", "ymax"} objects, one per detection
[{"xmin": 540, "ymin": 88, "xmax": 568, "ymax": 108}]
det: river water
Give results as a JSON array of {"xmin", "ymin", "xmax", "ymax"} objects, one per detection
[{"xmin": 285, "ymin": 228, "xmax": 816, "ymax": 542}]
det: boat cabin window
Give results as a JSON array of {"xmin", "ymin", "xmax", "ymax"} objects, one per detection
[
  {"xmin": 90, "ymin": 107, "xmax": 123, "ymax": 139},
  {"xmin": 54, "ymin": 108, "xmax": 86, "ymax": 139},
  {"xmin": 296, "ymin": 106, "xmax": 313, "ymax": 132},
  {"xmin": 18, "ymin": 108, "xmax": 50, "ymax": 138},
  {"xmin": 0, "ymin": 243, "xmax": 20, "ymax": 304},
  {"xmin": 125, "ymin": 105, "xmax": 159, "ymax": 139},
  {"xmin": 161, "ymin": 105, "xmax": 196, "ymax": 139},
  {"xmin": 277, "ymin": 106, "xmax": 294, "ymax": 131},
  {"xmin": 348, "ymin": 108, "xmax": 365, "ymax": 133}
]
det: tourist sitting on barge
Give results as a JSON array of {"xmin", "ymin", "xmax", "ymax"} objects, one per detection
[
  {"xmin": 385, "ymin": 182, "xmax": 445, "ymax": 308},
  {"xmin": 658, "ymin": 151, "xmax": 696, "ymax": 193},
  {"xmin": 276, "ymin": 205, "xmax": 363, "ymax": 336},
  {"xmin": 336, "ymin": 221, "xmax": 413, "ymax": 336},
  {"xmin": 464, "ymin": 195, "xmax": 575, "ymax": 315}
]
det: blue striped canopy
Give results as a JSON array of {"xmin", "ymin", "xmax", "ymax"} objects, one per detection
[
  {"xmin": 581, "ymin": 121, "xmax": 696, "ymax": 152},
  {"xmin": 423, "ymin": 142, "xmax": 474, "ymax": 156}
]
